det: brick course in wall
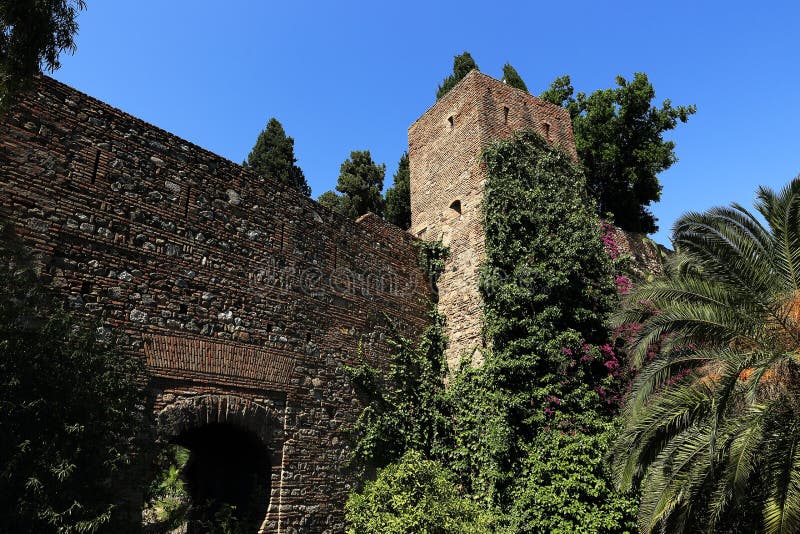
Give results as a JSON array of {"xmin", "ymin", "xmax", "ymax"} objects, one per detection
[
  {"xmin": 408, "ymin": 70, "xmax": 577, "ymax": 370},
  {"xmin": 0, "ymin": 76, "xmax": 433, "ymax": 533}
]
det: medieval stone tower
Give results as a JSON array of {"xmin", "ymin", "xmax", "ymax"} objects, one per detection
[{"xmin": 408, "ymin": 70, "xmax": 578, "ymax": 370}]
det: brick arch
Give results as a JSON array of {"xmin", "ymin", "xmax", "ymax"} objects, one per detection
[
  {"xmin": 156, "ymin": 394, "xmax": 280, "ymax": 444},
  {"xmin": 155, "ymin": 394, "xmax": 283, "ymax": 532}
]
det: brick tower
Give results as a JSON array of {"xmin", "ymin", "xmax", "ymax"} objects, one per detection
[{"xmin": 408, "ymin": 70, "xmax": 578, "ymax": 370}]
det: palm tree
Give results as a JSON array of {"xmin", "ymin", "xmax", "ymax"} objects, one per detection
[{"xmin": 612, "ymin": 176, "xmax": 800, "ymax": 533}]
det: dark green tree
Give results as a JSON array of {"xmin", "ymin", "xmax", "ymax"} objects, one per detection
[
  {"xmin": 0, "ymin": 0, "xmax": 86, "ymax": 114},
  {"xmin": 540, "ymin": 73, "xmax": 696, "ymax": 233},
  {"xmin": 317, "ymin": 190, "xmax": 343, "ymax": 214},
  {"xmin": 245, "ymin": 117, "xmax": 310, "ymax": 196},
  {"xmin": 317, "ymin": 150, "xmax": 385, "ymax": 219},
  {"xmin": 0, "ymin": 218, "xmax": 146, "ymax": 532},
  {"xmin": 501, "ymin": 63, "xmax": 528, "ymax": 92},
  {"xmin": 384, "ymin": 152, "xmax": 411, "ymax": 229},
  {"xmin": 436, "ymin": 52, "xmax": 479, "ymax": 100}
]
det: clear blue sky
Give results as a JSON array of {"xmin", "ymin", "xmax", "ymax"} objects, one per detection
[{"xmin": 52, "ymin": 0, "xmax": 799, "ymax": 246}]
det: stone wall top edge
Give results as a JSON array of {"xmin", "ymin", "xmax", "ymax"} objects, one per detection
[
  {"xmin": 407, "ymin": 69, "xmax": 481, "ymax": 134},
  {"xmin": 31, "ymin": 76, "xmax": 415, "ymax": 252},
  {"xmin": 407, "ymin": 70, "xmax": 569, "ymax": 133}
]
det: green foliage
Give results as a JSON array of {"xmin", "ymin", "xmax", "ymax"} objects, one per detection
[
  {"xmin": 316, "ymin": 190, "xmax": 341, "ymax": 213},
  {"xmin": 143, "ymin": 445, "xmax": 191, "ymax": 530},
  {"xmin": 345, "ymin": 310, "xmax": 450, "ymax": 470},
  {"xmin": 540, "ymin": 73, "xmax": 696, "ymax": 233},
  {"xmin": 0, "ymin": 218, "xmax": 147, "ymax": 532},
  {"xmin": 191, "ymin": 503, "xmax": 251, "ymax": 534},
  {"xmin": 612, "ymin": 175, "xmax": 800, "ymax": 533},
  {"xmin": 384, "ymin": 152, "xmax": 411, "ymax": 229},
  {"xmin": 345, "ymin": 131, "xmax": 636, "ymax": 531},
  {"xmin": 436, "ymin": 51, "xmax": 479, "ymax": 100},
  {"xmin": 441, "ymin": 130, "xmax": 635, "ymax": 529},
  {"xmin": 318, "ymin": 150, "xmax": 385, "ymax": 218},
  {"xmin": 416, "ymin": 238, "xmax": 449, "ymax": 281},
  {"xmin": 245, "ymin": 117, "xmax": 310, "ymax": 196},
  {"xmin": 345, "ymin": 450, "xmax": 492, "ymax": 534},
  {"xmin": 0, "ymin": 0, "xmax": 86, "ymax": 114},
  {"xmin": 501, "ymin": 63, "xmax": 528, "ymax": 92},
  {"xmin": 508, "ymin": 422, "xmax": 636, "ymax": 534}
]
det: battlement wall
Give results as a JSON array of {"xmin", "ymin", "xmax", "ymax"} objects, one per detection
[{"xmin": 0, "ymin": 76, "xmax": 433, "ymax": 532}]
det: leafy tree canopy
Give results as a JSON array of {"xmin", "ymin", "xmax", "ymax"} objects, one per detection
[
  {"xmin": 318, "ymin": 150, "xmax": 385, "ymax": 219},
  {"xmin": 436, "ymin": 51, "xmax": 479, "ymax": 100},
  {"xmin": 501, "ymin": 63, "xmax": 528, "ymax": 92},
  {"xmin": 245, "ymin": 117, "xmax": 310, "ymax": 196},
  {"xmin": 0, "ymin": 218, "xmax": 146, "ymax": 532},
  {"xmin": 0, "ymin": 0, "xmax": 85, "ymax": 114},
  {"xmin": 540, "ymin": 72, "xmax": 696, "ymax": 234},
  {"xmin": 384, "ymin": 152, "xmax": 411, "ymax": 229},
  {"xmin": 345, "ymin": 450, "xmax": 492, "ymax": 534}
]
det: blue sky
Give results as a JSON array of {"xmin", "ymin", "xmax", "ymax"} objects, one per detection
[{"xmin": 52, "ymin": 1, "xmax": 799, "ymax": 246}]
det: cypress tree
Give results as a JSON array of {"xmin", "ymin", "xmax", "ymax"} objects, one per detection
[
  {"xmin": 436, "ymin": 52, "xmax": 479, "ymax": 100},
  {"xmin": 384, "ymin": 152, "xmax": 411, "ymax": 229},
  {"xmin": 245, "ymin": 118, "xmax": 311, "ymax": 196},
  {"xmin": 501, "ymin": 63, "xmax": 528, "ymax": 92}
]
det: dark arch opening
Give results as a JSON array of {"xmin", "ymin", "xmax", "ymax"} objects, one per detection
[{"xmin": 173, "ymin": 423, "xmax": 271, "ymax": 533}]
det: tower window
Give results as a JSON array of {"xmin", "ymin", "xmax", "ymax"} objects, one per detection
[
  {"xmin": 544, "ymin": 122, "xmax": 552, "ymax": 141},
  {"xmin": 503, "ymin": 107, "xmax": 509, "ymax": 124},
  {"xmin": 448, "ymin": 116, "xmax": 454, "ymax": 130},
  {"xmin": 449, "ymin": 199, "xmax": 462, "ymax": 215}
]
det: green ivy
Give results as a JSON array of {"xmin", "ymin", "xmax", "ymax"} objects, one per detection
[
  {"xmin": 345, "ymin": 130, "xmax": 636, "ymax": 531},
  {"xmin": 444, "ymin": 130, "xmax": 636, "ymax": 529},
  {"xmin": 345, "ymin": 309, "xmax": 451, "ymax": 471},
  {"xmin": 415, "ymin": 239, "xmax": 449, "ymax": 299}
]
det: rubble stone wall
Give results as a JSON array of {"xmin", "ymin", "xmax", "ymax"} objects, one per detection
[{"xmin": 0, "ymin": 76, "xmax": 433, "ymax": 533}]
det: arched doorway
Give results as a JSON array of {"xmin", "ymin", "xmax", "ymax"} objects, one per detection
[{"xmin": 152, "ymin": 395, "xmax": 281, "ymax": 533}]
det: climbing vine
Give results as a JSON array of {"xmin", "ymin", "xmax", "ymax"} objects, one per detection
[
  {"xmin": 346, "ymin": 130, "xmax": 637, "ymax": 531},
  {"xmin": 416, "ymin": 239, "xmax": 449, "ymax": 297},
  {"xmin": 345, "ymin": 309, "xmax": 451, "ymax": 472}
]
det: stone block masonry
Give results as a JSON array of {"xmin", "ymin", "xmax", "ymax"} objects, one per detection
[
  {"xmin": 408, "ymin": 70, "xmax": 577, "ymax": 370},
  {"xmin": 0, "ymin": 76, "xmax": 433, "ymax": 533}
]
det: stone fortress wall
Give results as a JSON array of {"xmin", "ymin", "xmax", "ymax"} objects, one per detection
[
  {"xmin": 0, "ymin": 70, "xmax": 664, "ymax": 532},
  {"xmin": 0, "ymin": 76, "xmax": 433, "ymax": 533},
  {"xmin": 408, "ymin": 70, "xmax": 577, "ymax": 370}
]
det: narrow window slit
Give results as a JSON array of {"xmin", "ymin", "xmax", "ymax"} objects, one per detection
[
  {"xmin": 448, "ymin": 116, "xmax": 454, "ymax": 130},
  {"xmin": 503, "ymin": 107, "xmax": 509, "ymax": 124},
  {"xmin": 184, "ymin": 186, "xmax": 192, "ymax": 216},
  {"xmin": 91, "ymin": 150, "xmax": 101, "ymax": 184}
]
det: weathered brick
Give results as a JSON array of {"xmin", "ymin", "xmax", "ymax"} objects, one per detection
[{"xmin": 0, "ymin": 76, "xmax": 433, "ymax": 533}]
